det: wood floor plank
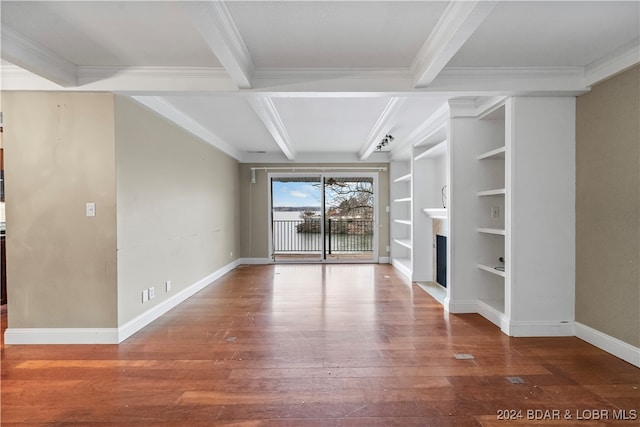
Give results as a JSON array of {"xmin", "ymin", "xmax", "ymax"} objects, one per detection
[{"xmin": 2, "ymin": 264, "xmax": 639, "ymax": 425}]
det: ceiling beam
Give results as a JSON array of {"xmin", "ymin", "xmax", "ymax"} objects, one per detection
[
  {"xmin": 185, "ymin": 1, "xmax": 255, "ymax": 89},
  {"xmin": 411, "ymin": 0, "xmax": 498, "ymax": 88},
  {"xmin": 132, "ymin": 96, "xmax": 242, "ymax": 161},
  {"xmin": 358, "ymin": 97, "xmax": 405, "ymax": 160},
  {"xmin": 1, "ymin": 24, "xmax": 77, "ymax": 87},
  {"xmin": 248, "ymin": 97, "xmax": 296, "ymax": 161}
]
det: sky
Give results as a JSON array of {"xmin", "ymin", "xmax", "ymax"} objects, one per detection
[{"xmin": 272, "ymin": 181, "xmax": 322, "ymax": 208}]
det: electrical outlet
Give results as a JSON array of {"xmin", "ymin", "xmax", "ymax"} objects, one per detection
[
  {"xmin": 165, "ymin": 280, "xmax": 171, "ymax": 292},
  {"xmin": 141, "ymin": 289, "xmax": 149, "ymax": 303},
  {"xmin": 491, "ymin": 206, "xmax": 500, "ymax": 218},
  {"xmin": 148, "ymin": 286, "xmax": 155, "ymax": 300},
  {"xmin": 386, "ymin": 245, "xmax": 390, "ymax": 253},
  {"xmin": 230, "ymin": 251, "xmax": 233, "ymax": 259},
  {"xmin": 85, "ymin": 202, "xmax": 96, "ymax": 217}
]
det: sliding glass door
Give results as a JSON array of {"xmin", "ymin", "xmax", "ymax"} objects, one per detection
[{"xmin": 270, "ymin": 173, "xmax": 377, "ymax": 263}]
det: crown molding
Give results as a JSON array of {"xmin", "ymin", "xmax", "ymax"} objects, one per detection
[
  {"xmin": 254, "ymin": 67, "xmax": 411, "ymax": 81},
  {"xmin": 411, "ymin": 0, "xmax": 498, "ymax": 88},
  {"xmin": 405, "ymin": 103, "xmax": 450, "ymax": 148},
  {"xmin": 1, "ymin": 24, "xmax": 77, "ymax": 87},
  {"xmin": 186, "ymin": 1, "xmax": 255, "ymax": 89},
  {"xmin": 585, "ymin": 38, "xmax": 640, "ymax": 87},
  {"xmin": 431, "ymin": 66, "xmax": 588, "ymax": 93},
  {"xmin": 132, "ymin": 96, "xmax": 242, "ymax": 161},
  {"xmin": 247, "ymin": 97, "xmax": 296, "ymax": 160},
  {"xmin": 359, "ymin": 97, "xmax": 405, "ymax": 160}
]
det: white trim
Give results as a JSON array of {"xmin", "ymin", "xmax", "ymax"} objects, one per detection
[
  {"xmin": 585, "ymin": 38, "xmax": 640, "ymax": 87},
  {"xmin": 131, "ymin": 96, "xmax": 242, "ymax": 161},
  {"xmin": 238, "ymin": 257, "xmax": 272, "ymax": 264},
  {"xmin": 378, "ymin": 256, "xmax": 390, "ymax": 264},
  {"xmin": 247, "ymin": 97, "xmax": 296, "ymax": 160},
  {"xmin": 4, "ymin": 261, "xmax": 241, "ymax": 345},
  {"xmin": 4, "ymin": 328, "xmax": 119, "ymax": 345},
  {"xmin": 1, "ymin": 24, "xmax": 77, "ymax": 87},
  {"xmin": 118, "ymin": 260, "xmax": 240, "ymax": 343},
  {"xmin": 411, "ymin": 0, "xmax": 499, "ymax": 88},
  {"xmin": 358, "ymin": 97, "xmax": 405, "ymax": 160},
  {"xmin": 185, "ymin": 1, "xmax": 255, "ymax": 88},
  {"xmin": 506, "ymin": 321, "xmax": 575, "ymax": 338},
  {"xmin": 392, "ymin": 258, "xmax": 412, "ymax": 279},
  {"xmin": 575, "ymin": 322, "xmax": 640, "ymax": 368}
]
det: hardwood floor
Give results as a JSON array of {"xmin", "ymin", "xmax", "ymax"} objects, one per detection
[{"xmin": 1, "ymin": 264, "xmax": 638, "ymax": 426}]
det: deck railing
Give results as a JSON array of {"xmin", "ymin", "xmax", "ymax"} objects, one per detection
[{"xmin": 273, "ymin": 219, "xmax": 373, "ymax": 253}]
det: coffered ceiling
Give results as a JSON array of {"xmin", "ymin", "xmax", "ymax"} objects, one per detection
[{"xmin": 1, "ymin": 1, "xmax": 638, "ymax": 162}]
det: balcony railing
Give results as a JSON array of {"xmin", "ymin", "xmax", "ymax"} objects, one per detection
[{"xmin": 273, "ymin": 219, "xmax": 373, "ymax": 253}]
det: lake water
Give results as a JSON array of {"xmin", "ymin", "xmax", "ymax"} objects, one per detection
[{"xmin": 272, "ymin": 210, "xmax": 373, "ymax": 253}]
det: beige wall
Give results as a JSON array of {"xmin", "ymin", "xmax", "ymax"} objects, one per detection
[
  {"xmin": 115, "ymin": 96, "xmax": 240, "ymax": 325},
  {"xmin": 576, "ymin": 66, "xmax": 640, "ymax": 347},
  {"xmin": 2, "ymin": 92, "xmax": 118, "ymax": 328},
  {"xmin": 239, "ymin": 163, "xmax": 390, "ymax": 260}
]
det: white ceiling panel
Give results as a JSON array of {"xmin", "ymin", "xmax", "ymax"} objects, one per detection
[
  {"xmin": 161, "ymin": 96, "xmax": 280, "ymax": 154},
  {"xmin": 273, "ymin": 97, "xmax": 392, "ymax": 152},
  {"xmin": 227, "ymin": 1, "xmax": 448, "ymax": 68},
  {"xmin": 448, "ymin": 1, "xmax": 640, "ymax": 68},
  {"xmin": 1, "ymin": 1, "xmax": 222, "ymax": 67}
]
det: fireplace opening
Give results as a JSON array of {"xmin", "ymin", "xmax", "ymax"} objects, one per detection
[{"xmin": 436, "ymin": 234, "xmax": 447, "ymax": 287}]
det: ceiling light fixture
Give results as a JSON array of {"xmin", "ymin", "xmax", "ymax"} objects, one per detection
[{"xmin": 376, "ymin": 134, "xmax": 394, "ymax": 151}]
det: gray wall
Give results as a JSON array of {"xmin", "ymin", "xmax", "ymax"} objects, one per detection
[
  {"xmin": 576, "ymin": 66, "xmax": 640, "ymax": 347},
  {"xmin": 239, "ymin": 163, "xmax": 390, "ymax": 260},
  {"xmin": 3, "ymin": 92, "xmax": 118, "ymax": 328},
  {"xmin": 115, "ymin": 96, "xmax": 240, "ymax": 326}
]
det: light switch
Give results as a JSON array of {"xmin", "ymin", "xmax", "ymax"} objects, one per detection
[{"xmin": 86, "ymin": 202, "xmax": 96, "ymax": 217}]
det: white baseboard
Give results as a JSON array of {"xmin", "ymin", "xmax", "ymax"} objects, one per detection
[
  {"xmin": 4, "ymin": 328, "xmax": 119, "ymax": 344},
  {"xmin": 378, "ymin": 257, "xmax": 390, "ymax": 264},
  {"xmin": 575, "ymin": 322, "xmax": 640, "ymax": 368},
  {"xmin": 4, "ymin": 260, "xmax": 241, "ymax": 345},
  {"xmin": 118, "ymin": 259, "xmax": 240, "ymax": 343},
  {"xmin": 506, "ymin": 320, "xmax": 575, "ymax": 337},
  {"xmin": 238, "ymin": 257, "xmax": 272, "ymax": 264}
]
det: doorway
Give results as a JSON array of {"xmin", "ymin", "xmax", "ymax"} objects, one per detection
[{"xmin": 269, "ymin": 173, "xmax": 378, "ymax": 263}]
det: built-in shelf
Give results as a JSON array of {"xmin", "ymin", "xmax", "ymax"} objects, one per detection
[
  {"xmin": 422, "ymin": 208, "xmax": 447, "ymax": 219},
  {"xmin": 414, "ymin": 140, "xmax": 447, "ymax": 161},
  {"xmin": 477, "ymin": 146, "xmax": 506, "ymax": 160},
  {"xmin": 477, "ymin": 263, "xmax": 506, "ymax": 278},
  {"xmin": 393, "ymin": 197, "xmax": 412, "ymax": 203},
  {"xmin": 477, "ymin": 227, "xmax": 505, "ymax": 235},
  {"xmin": 394, "ymin": 219, "xmax": 412, "ymax": 225},
  {"xmin": 477, "ymin": 188, "xmax": 506, "ymax": 197},
  {"xmin": 393, "ymin": 173, "xmax": 412, "ymax": 183},
  {"xmin": 393, "ymin": 238, "xmax": 412, "ymax": 249}
]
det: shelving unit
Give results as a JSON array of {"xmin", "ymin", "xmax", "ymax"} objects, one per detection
[
  {"xmin": 448, "ymin": 96, "xmax": 576, "ymax": 337},
  {"xmin": 389, "ymin": 116, "xmax": 449, "ymax": 288},
  {"xmin": 390, "ymin": 160, "xmax": 412, "ymax": 279}
]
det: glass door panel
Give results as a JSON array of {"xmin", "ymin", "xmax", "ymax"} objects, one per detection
[
  {"xmin": 323, "ymin": 176, "xmax": 375, "ymax": 262},
  {"xmin": 271, "ymin": 175, "xmax": 323, "ymax": 262}
]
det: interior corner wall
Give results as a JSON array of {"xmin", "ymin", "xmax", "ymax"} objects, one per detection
[
  {"xmin": 115, "ymin": 96, "xmax": 240, "ymax": 326},
  {"xmin": 576, "ymin": 66, "xmax": 640, "ymax": 347},
  {"xmin": 2, "ymin": 92, "xmax": 118, "ymax": 328},
  {"xmin": 239, "ymin": 163, "xmax": 390, "ymax": 260}
]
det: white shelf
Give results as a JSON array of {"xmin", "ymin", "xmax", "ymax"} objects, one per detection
[
  {"xmin": 422, "ymin": 208, "xmax": 447, "ymax": 219},
  {"xmin": 394, "ymin": 219, "xmax": 412, "ymax": 225},
  {"xmin": 393, "ymin": 197, "xmax": 412, "ymax": 203},
  {"xmin": 477, "ymin": 188, "xmax": 506, "ymax": 197},
  {"xmin": 414, "ymin": 140, "xmax": 447, "ymax": 161},
  {"xmin": 477, "ymin": 227, "xmax": 505, "ymax": 235},
  {"xmin": 393, "ymin": 238, "xmax": 412, "ymax": 249},
  {"xmin": 393, "ymin": 173, "xmax": 412, "ymax": 183},
  {"xmin": 477, "ymin": 264, "xmax": 506, "ymax": 278},
  {"xmin": 477, "ymin": 146, "xmax": 506, "ymax": 160}
]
